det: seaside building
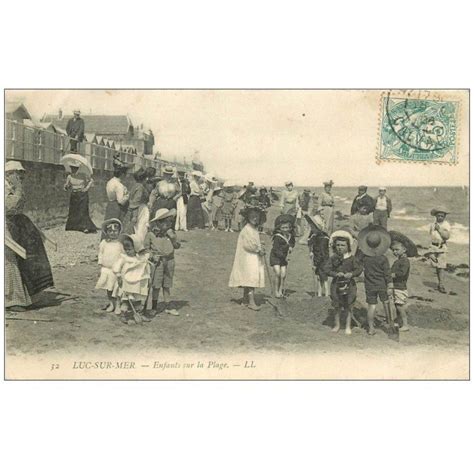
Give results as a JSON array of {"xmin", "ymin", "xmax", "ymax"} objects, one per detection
[{"xmin": 41, "ymin": 111, "xmax": 155, "ymax": 155}]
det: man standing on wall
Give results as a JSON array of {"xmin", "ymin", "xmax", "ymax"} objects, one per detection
[{"xmin": 66, "ymin": 109, "xmax": 85, "ymax": 153}]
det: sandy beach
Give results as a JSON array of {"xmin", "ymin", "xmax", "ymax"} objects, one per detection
[{"xmin": 5, "ymin": 191, "xmax": 469, "ymax": 380}]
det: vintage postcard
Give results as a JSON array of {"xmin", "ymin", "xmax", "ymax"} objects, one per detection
[{"xmin": 3, "ymin": 89, "xmax": 469, "ymax": 380}]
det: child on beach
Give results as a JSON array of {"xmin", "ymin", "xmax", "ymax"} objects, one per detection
[
  {"xmin": 222, "ymin": 185, "xmax": 236, "ymax": 232},
  {"xmin": 113, "ymin": 234, "xmax": 151, "ymax": 323},
  {"xmin": 95, "ymin": 218, "xmax": 124, "ymax": 313},
  {"xmin": 323, "ymin": 230, "xmax": 363, "ymax": 334},
  {"xmin": 270, "ymin": 214, "xmax": 295, "ymax": 297},
  {"xmin": 306, "ymin": 210, "xmax": 330, "ymax": 297},
  {"xmin": 143, "ymin": 208, "xmax": 181, "ymax": 315},
  {"xmin": 228, "ymin": 207, "xmax": 266, "ymax": 311},
  {"xmin": 389, "ymin": 231, "xmax": 418, "ymax": 332},
  {"xmin": 357, "ymin": 225, "xmax": 393, "ymax": 336},
  {"xmin": 427, "ymin": 208, "xmax": 451, "ymax": 293},
  {"xmin": 210, "ymin": 187, "xmax": 223, "ymax": 230}
]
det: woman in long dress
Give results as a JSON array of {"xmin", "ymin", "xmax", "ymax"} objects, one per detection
[
  {"xmin": 279, "ymin": 181, "xmax": 300, "ymax": 217},
  {"xmin": 102, "ymin": 159, "xmax": 130, "ymax": 239},
  {"xmin": 5, "ymin": 161, "xmax": 54, "ymax": 312},
  {"xmin": 186, "ymin": 172, "xmax": 205, "ymax": 229},
  {"xmin": 319, "ymin": 180, "xmax": 335, "ymax": 235},
  {"xmin": 64, "ymin": 165, "xmax": 97, "ymax": 233}
]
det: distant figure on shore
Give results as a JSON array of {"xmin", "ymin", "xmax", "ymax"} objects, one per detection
[
  {"xmin": 279, "ymin": 181, "xmax": 300, "ymax": 221},
  {"xmin": 66, "ymin": 109, "xmax": 85, "ymax": 153},
  {"xmin": 187, "ymin": 171, "xmax": 205, "ymax": 229},
  {"xmin": 319, "ymin": 180, "xmax": 335, "ymax": 235},
  {"xmin": 297, "ymin": 188, "xmax": 312, "ymax": 244},
  {"xmin": 373, "ymin": 187, "xmax": 392, "ymax": 229},
  {"xmin": 350, "ymin": 185, "xmax": 374, "ymax": 216},
  {"xmin": 427, "ymin": 208, "xmax": 451, "ymax": 294}
]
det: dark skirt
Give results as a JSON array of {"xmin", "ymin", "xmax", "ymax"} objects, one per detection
[
  {"xmin": 65, "ymin": 191, "xmax": 97, "ymax": 233},
  {"xmin": 269, "ymin": 251, "xmax": 288, "ymax": 267},
  {"xmin": 7, "ymin": 214, "xmax": 54, "ymax": 297},
  {"xmin": 187, "ymin": 195, "xmax": 204, "ymax": 229},
  {"xmin": 102, "ymin": 200, "xmax": 129, "ymax": 239}
]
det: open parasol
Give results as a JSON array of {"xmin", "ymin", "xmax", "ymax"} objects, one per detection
[{"xmin": 60, "ymin": 154, "xmax": 93, "ymax": 177}]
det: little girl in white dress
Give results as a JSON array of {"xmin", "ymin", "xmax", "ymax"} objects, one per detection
[{"xmin": 95, "ymin": 218, "xmax": 124, "ymax": 312}]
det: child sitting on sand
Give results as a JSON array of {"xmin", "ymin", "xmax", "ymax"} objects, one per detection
[
  {"xmin": 228, "ymin": 207, "xmax": 266, "ymax": 311},
  {"xmin": 306, "ymin": 210, "xmax": 330, "ymax": 297},
  {"xmin": 143, "ymin": 208, "xmax": 181, "ymax": 316},
  {"xmin": 270, "ymin": 214, "xmax": 295, "ymax": 298},
  {"xmin": 95, "ymin": 218, "xmax": 124, "ymax": 313},
  {"xmin": 113, "ymin": 234, "xmax": 150, "ymax": 323},
  {"xmin": 357, "ymin": 225, "xmax": 393, "ymax": 336},
  {"xmin": 323, "ymin": 230, "xmax": 363, "ymax": 334},
  {"xmin": 389, "ymin": 231, "xmax": 418, "ymax": 332}
]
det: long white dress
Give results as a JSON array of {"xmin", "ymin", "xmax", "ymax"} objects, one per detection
[
  {"xmin": 228, "ymin": 224, "xmax": 265, "ymax": 288},
  {"xmin": 95, "ymin": 240, "xmax": 124, "ymax": 291}
]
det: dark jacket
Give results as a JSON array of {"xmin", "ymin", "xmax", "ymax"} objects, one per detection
[
  {"xmin": 391, "ymin": 256, "xmax": 410, "ymax": 290},
  {"xmin": 66, "ymin": 117, "xmax": 85, "ymax": 141},
  {"xmin": 350, "ymin": 193, "xmax": 375, "ymax": 215}
]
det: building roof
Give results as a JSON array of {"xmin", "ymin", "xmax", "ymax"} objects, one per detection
[
  {"xmin": 6, "ymin": 101, "xmax": 32, "ymax": 120},
  {"xmin": 41, "ymin": 113, "xmax": 133, "ymax": 136}
]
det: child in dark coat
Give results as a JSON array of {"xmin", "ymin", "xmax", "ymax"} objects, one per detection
[
  {"xmin": 357, "ymin": 225, "xmax": 393, "ymax": 336},
  {"xmin": 270, "ymin": 214, "xmax": 295, "ymax": 297},
  {"xmin": 305, "ymin": 211, "xmax": 330, "ymax": 297},
  {"xmin": 323, "ymin": 230, "xmax": 363, "ymax": 334}
]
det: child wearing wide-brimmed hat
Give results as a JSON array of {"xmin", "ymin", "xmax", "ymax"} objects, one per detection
[
  {"xmin": 389, "ymin": 231, "xmax": 418, "ymax": 331},
  {"xmin": 357, "ymin": 225, "xmax": 393, "ymax": 335},
  {"xmin": 143, "ymin": 208, "xmax": 181, "ymax": 315},
  {"xmin": 426, "ymin": 208, "xmax": 451, "ymax": 293},
  {"xmin": 95, "ymin": 218, "xmax": 124, "ymax": 313},
  {"xmin": 270, "ymin": 214, "xmax": 295, "ymax": 298},
  {"xmin": 228, "ymin": 207, "xmax": 266, "ymax": 311},
  {"xmin": 306, "ymin": 210, "xmax": 330, "ymax": 297},
  {"xmin": 323, "ymin": 230, "xmax": 363, "ymax": 334}
]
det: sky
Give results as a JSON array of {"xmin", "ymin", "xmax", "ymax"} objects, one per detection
[{"xmin": 6, "ymin": 89, "xmax": 469, "ymax": 187}]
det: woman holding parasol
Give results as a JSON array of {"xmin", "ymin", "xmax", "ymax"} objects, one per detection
[{"xmin": 61, "ymin": 154, "xmax": 97, "ymax": 233}]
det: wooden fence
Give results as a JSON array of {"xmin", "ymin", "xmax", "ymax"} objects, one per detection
[{"xmin": 5, "ymin": 119, "xmax": 197, "ymax": 174}]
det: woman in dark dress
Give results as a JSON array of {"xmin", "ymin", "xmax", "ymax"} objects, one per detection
[{"xmin": 64, "ymin": 165, "xmax": 97, "ymax": 233}]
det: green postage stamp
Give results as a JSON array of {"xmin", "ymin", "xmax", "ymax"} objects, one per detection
[{"xmin": 378, "ymin": 91, "xmax": 460, "ymax": 164}]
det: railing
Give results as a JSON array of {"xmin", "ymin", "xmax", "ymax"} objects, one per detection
[{"xmin": 5, "ymin": 119, "xmax": 198, "ymax": 175}]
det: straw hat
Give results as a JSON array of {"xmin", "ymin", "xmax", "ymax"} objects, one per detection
[
  {"xmin": 389, "ymin": 230, "xmax": 418, "ymax": 258},
  {"xmin": 330, "ymin": 229, "xmax": 354, "ymax": 248},
  {"xmin": 162, "ymin": 165, "xmax": 175, "ymax": 175},
  {"xmin": 101, "ymin": 218, "xmax": 122, "ymax": 234},
  {"xmin": 305, "ymin": 214, "xmax": 327, "ymax": 234},
  {"xmin": 5, "ymin": 161, "xmax": 25, "ymax": 173},
  {"xmin": 323, "ymin": 180, "xmax": 334, "ymax": 187},
  {"xmin": 212, "ymin": 187, "xmax": 223, "ymax": 195},
  {"xmin": 284, "ymin": 181, "xmax": 293, "ymax": 186},
  {"xmin": 149, "ymin": 208, "xmax": 177, "ymax": 224},
  {"xmin": 357, "ymin": 225, "xmax": 391, "ymax": 257},
  {"xmin": 430, "ymin": 208, "xmax": 449, "ymax": 216}
]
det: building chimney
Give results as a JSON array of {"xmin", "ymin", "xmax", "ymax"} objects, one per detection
[{"xmin": 58, "ymin": 108, "xmax": 63, "ymax": 119}]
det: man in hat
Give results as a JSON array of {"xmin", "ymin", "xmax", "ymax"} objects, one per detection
[
  {"xmin": 66, "ymin": 110, "xmax": 85, "ymax": 153},
  {"xmin": 357, "ymin": 225, "xmax": 393, "ymax": 336},
  {"xmin": 427, "ymin": 208, "xmax": 451, "ymax": 293},
  {"xmin": 373, "ymin": 187, "xmax": 392, "ymax": 229},
  {"xmin": 350, "ymin": 185, "xmax": 375, "ymax": 216}
]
